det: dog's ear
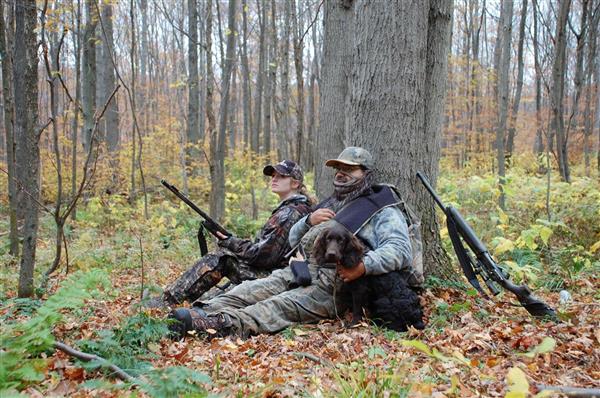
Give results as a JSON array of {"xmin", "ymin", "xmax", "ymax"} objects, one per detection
[
  {"xmin": 312, "ymin": 231, "xmax": 327, "ymax": 265},
  {"xmin": 342, "ymin": 234, "xmax": 364, "ymax": 269}
]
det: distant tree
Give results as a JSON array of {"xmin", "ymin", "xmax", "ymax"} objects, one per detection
[
  {"xmin": 550, "ymin": 0, "xmax": 572, "ymax": 182},
  {"xmin": 187, "ymin": 0, "xmax": 201, "ymax": 168},
  {"xmin": 0, "ymin": 0, "xmax": 18, "ymax": 255},
  {"xmin": 81, "ymin": 0, "xmax": 97, "ymax": 152}
]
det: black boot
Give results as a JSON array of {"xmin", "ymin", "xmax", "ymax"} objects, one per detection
[{"xmin": 168, "ymin": 307, "xmax": 231, "ymax": 340}]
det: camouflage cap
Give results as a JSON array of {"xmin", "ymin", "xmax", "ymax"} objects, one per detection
[
  {"xmin": 263, "ymin": 160, "xmax": 304, "ymax": 182},
  {"xmin": 325, "ymin": 147, "xmax": 374, "ymax": 170}
]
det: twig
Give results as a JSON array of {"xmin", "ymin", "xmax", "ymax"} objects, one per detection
[
  {"xmin": 0, "ymin": 167, "xmax": 53, "ymax": 214},
  {"xmin": 535, "ymin": 384, "xmax": 600, "ymax": 397},
  {"xmin": 291, "ymin": 351, "xmax": 333, "ymax": 367},
  {"xmin": 54, "ymin": 341, "xmax": 135, "ymax": 383}
]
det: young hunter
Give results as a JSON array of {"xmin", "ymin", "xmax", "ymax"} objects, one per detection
[
  {"xmin": 168, "ymin": 147, "xmax": 422, "ymax": 338},
  {"xmin": 146, "ymin": 160, "xmax": 313, "ymax": 308}
]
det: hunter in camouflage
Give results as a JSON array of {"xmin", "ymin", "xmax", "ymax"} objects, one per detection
[
  {"xmin": 168, "ymin": 147, "xmax": 422, "ymax": 338},
  {"xmin": 148, "ymin": 160, "xmax": 312, "ymax": 307}
]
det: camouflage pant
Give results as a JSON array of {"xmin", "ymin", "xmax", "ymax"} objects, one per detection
[
  {"xmin": 164, "ymin": 251, "xmax": 271, "ymax": 305},
  {"xmin": 197, "ymin": 264, "xmax": 347, "ymax": 336}
]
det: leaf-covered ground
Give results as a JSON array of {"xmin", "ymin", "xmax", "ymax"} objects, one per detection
[
  {"xmin": 12, "ymin": 261, "xmax": 597, "ymax": 398},
  {"xmin": 2, "ymin": 163, "xmax": 599, "ymax": 397}
]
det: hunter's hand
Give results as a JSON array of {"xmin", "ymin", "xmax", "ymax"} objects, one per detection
[
  {"xmin": 308, "ymin": 209, "xmax": 336, "ymax": 226},
  {"xmin": 215, "ymin": 231, "xmax": 228, "ymax": 240},
  {"xmin": 337, "ymin": 261, "xmax": 366, "ymax": 283}
]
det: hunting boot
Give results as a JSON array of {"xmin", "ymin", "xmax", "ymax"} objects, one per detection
[{"xmin": 168, "ymin": 307, "xmax": 232, "ymax": 340}]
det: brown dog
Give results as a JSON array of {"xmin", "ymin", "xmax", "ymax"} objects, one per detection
[{"xmin": 312, "ymin": 222, "xmax": 425, "ymax": 331}]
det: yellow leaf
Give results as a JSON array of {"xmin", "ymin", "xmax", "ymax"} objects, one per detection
[
  {"xmin": 590, "ymin": 240, "xmax": 600, "ymax": 253},
  {"xmin": 498, "ymin": 208, "xmax": 509, "ymax": 225},
  {"xmin": 539, "ymin": 226, "xmax": 553, "ymax": 245},
  {"xmin": 522, "ymin": 337, "xmax": 556, "ymax": 358},
  {"xmin": 401, "ymin": 339, "xmax": 432, "ymax": 356},
  {"xmin": 505, "ymin": 367, "xmax": 529, "ymax": 398},
  {"xmin": 495, "ymin": 238, "xmax": 515, "ymax": 254}
]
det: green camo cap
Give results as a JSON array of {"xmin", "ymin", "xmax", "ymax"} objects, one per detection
[{"xmin": 325, "ymin": 147, "xmax": 374, "ymax": 170}]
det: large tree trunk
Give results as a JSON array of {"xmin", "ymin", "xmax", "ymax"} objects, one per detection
[
  {"xmin": 81, "ymin": 0, "xmax": 97, "ymax": 153},
  {"xmin": 210, "ymin": 0, "xmax": 237, "ymax": 222},
  {"xmin": 263, "ymin": 0, "xmax": 274, "ymax": 158},
  {"xmin": 71, "ymin": 0, "xmax": 82, "ymax": 220},
  {"xmin": 495, "ymin": 0, "xmax": 513, "ymax": 210},
  {"xmin": 14, "ymin": 0, "xmax": 40, "ymax": 297},
  {"xmin": 506, "ymin": 0, "xmax": 527, "ymax": 160},
  {"xmin": 315, "ymin": 0, "xmax": 352, "ymax": 199},
  {"xmin": 0, "ymin": 0, "xmax": 19, "ymax": 256},
  {"xmin": 317, "ymin": 0, "xmax": 454, "ymax": 278},
  {"xmin": 551, "ymin": 0, "xmax": 572, "ymax": 182},
  {"xmin": 240, "ymin": 0, "xmax": 252, "ymax": 148}
]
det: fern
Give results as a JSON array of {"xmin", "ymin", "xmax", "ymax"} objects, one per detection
[{"xmin": 0, "ymin": 270, "xmax": 109, "ymax": 393}]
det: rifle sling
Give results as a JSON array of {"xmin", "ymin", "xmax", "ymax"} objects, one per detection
[{"xmin": 446, "ymin": 212, "xmax": 487, "ymax": 297}]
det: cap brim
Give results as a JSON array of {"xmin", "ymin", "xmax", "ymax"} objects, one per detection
[
  {"xmin": 325, "ymin": 159, "xmax": 361, "ymax": 168},
  {"xmin": 263, "ymin": 164, "xmax": 292, "ymax": 177}
]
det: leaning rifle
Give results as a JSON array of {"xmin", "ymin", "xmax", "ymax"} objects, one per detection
[
  {"xmin": 416, "ymin": 172, "xmax": 556, "ymax": 319},
  {"xmin": 161, "ymin": 179, "xmax": 231, "ymax": 256}
]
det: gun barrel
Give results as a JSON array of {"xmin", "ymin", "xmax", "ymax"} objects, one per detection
[
  {"xmin": 416, "ymin": 172, "xmax": 446, "ymax": 211},
  {"xmin": 160, "ymin": 179, "xmax": 231, "ymax": 237}
]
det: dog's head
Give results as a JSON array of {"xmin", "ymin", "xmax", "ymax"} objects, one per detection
[{"xmin": 312, "ymin": 223, "xmax": 364, "ymax": 268}]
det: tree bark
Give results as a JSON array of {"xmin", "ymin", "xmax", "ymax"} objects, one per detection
[
  {"xmin": 252, "ymin": 0, "xmax": 266, "ymax": 153},
  {"xmin": 318, "ymin": 0, "xmax": 454, "ymax": 278},
  {"xmin": 582, "ymin": 1, "xmax": 598, "ymax": 177},
  {"xmin": 506, "ymin": 0, "xmax": 527, "ymax": 160},
  {"xmin": 280, "ymin": 0, "xmax": 292, "ymax": 159},
  {"xmin": 264, "ymin": 0, "xmax": 274, "ymax": 158},
  {"xmin": 71, "ymin": 0, "xmax": 82, "ymax": 220},
  {"xmin": 99, "ymin": 1, "xmax": 119, "ymax": 186},
  {"xmin": 14, "ymin": 0, "xmax": 40, "ymax": 297},
  {"xmin": 291, "ymin": 0, "xmax": 304, "ymax": 163},
  {"xmin": 240, "ymin": 0, "xmax": 252, "ymax": 148},
  {"xmin": 551, "ymin": 0, "xmax": 572, "ymax": 182},
  {"xmin": 0, "ymin": 0, "xmax": 19, "ymax": 255},
  {"xmin": 495, "ymin": 0, "xmax": 513, "ymax": 210},
  {"xmin": 210, "ymin": 0, "xmax": 237, "ymax": 222},
  {"xmin": 187, "ymin": 0, "xmax": 200, "ymax": 170},
  {"xmin": 532, "ymin": 0, "xmax": 544, "ymax": 156},
  {"xmin": 81, "ymin": 0, "xmax": 97, "ymax": 153},
  {"xmin": 315, "ymin": 0, "xmax": 352, "ymax": 199}
]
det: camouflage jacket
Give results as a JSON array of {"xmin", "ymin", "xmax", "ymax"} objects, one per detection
[
  {"xmin": 218, "ymin": 195, "xmax": 312, "ymax": 269},
  {"xmin": 290, "ymin": 194, "xmax": 413, "ymax": 277}
]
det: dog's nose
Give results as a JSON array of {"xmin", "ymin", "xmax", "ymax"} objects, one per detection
[{"xmin": 324, "ymin": 251, "xmax": 337, "ymax": 263}]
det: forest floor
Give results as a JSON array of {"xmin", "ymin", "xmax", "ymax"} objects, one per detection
[
  {"xmin": 7, "ymin": 262, "xmax": 598, "ymax": 398},
  {"xmin": 2, "ymin": 165, "xmax": 599, "ymax": 397}
]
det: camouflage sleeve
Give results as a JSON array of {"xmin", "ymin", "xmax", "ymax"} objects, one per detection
[
  {"xmin": 218, "ymin": 206, "xmax": 307, "ymax": 269},
  {"xmin": 359, "ymin": 206, "xmax": 413, "ymax": 276}
]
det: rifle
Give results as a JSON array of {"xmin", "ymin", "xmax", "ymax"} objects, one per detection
[
  {"xmin": 416, "ymin": 172, "xmax": 556, "ymax": 319},
  {"xmin": 161, "ymin": 180, "xmax": 231, "ymax": 255}
]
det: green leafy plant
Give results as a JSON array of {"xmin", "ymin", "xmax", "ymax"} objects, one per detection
[{"xmin": 0, "ymin": 270, "xmax": 109, "ymax": 393}]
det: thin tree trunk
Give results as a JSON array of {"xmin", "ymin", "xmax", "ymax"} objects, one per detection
[
  {"xmin": 582, "ymin": 2, "xmax": 598, "ymax": 177},
  {"xmin": 71, "ymin": 0, "xmax": 82, "ymax": 220},
  {"xmin": 282, "ymin": 0, "xmax": 292, "ymax": 159},
  {"xmin": 240, "ymin": 0, "xmax": 252, "ymax": 147},
  {"xmin": 0, "ymin": 0, "xmax": 19, "ymax": 255},
  {"xmin": 495, "ymin": 0, "xmax": 513, "ymax": 210},
  {"xmin": 187, "ymin": 0, "xmax": 200, "ymax": 170},
  {"xmin": 81, "ymin": 0, "xmax": 97, "ymax": 153},
  {"xmin": 210, "ymin": 0, "xmax": 237, "ymax": 222},
  {"xmin": 14, "ymin": 0, "xmax": 40, "ymax": 297},
  {"xmin": 551, "ymin": 0, "xmax": 572, "ymax": 182},
  {"xmin": 532, "ymin": 0, "xmax": 544, "ymax": 156},
  {"xmin": 206, "ymin": 0, "xmax": 217, "ymax": 214},
  {"xmin": 252, "ymin": 0, "xmax": 266, "ymax": 153},
  {"xmin": 100, "ymin": 2, "xmax": 119, "ymax": 188},
  {"xmin": 506, "ymin": 0, "xmax": 527, "ymax": 160},
  {"xmin": 291, "ymin": 0, "xmax": 304, "ymax": 163},
  {"xmin": 264, "ymin": 0, "xmax": 274, "ymax": 159}
]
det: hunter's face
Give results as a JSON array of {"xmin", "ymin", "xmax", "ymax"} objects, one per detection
[
  {"xmin": 334, "ymin": 165, "xmax": 365, "ymax": 184},
  {"xmin": 270, "ymin": 172, "xmax": 298, "ymax": 196}
]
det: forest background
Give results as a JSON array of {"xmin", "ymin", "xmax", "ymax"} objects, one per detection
[{"xmin": 1, "ymin": 0, "xmax": 599, "ymax": 397}]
